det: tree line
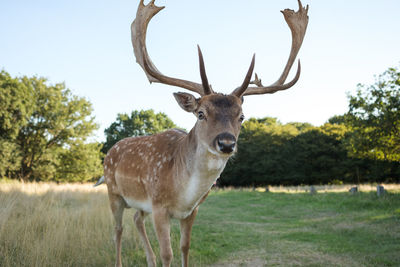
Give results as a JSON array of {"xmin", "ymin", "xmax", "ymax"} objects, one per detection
[
  {"xmin": 219, "ymin": 118, "xmax": 399, "ymax": 186},
  {"xmin": 1, "ymin": 66, "xmax": 399, "ymax": 185}
]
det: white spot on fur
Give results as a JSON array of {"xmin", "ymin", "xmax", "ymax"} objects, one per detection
[
  {"xmin": 207, "ymin": 157, "xmax": 225, "ymax": 170},
  {"xmin": 185, "ymin": 171, "xmax": 199, "ymax": 203},
  {"xmin": 124, "ymin": 197, "xmax": 152, "ymax": 213},
  {"xmin": 112, "ymin": 184, "xmax": 117, "ymax": 191}
]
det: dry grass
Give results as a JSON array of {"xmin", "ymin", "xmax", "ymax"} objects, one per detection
[
  {"xmin": 0, "ymin": 181, "xmax": 115, "ymax": 266},
  {"xmin": 0, "ymin": 181, "xmax": 177, "ymax": 266}
]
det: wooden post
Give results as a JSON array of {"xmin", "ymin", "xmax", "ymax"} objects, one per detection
[
  {"xmin": 349, "ymin": 186, "xmax": 358, "ymax": 194},
  {"xmin": 377, "ymin": 185, "xmax": 385, "ymax": 197},
  {"xmin": 310, "ymin": 185, "xmax": 317, "ymax": 195}
]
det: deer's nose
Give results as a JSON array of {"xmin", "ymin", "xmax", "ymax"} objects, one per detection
[{"xmin": 215, "ymin": 133, "xmax": 236, "ymax": 154}]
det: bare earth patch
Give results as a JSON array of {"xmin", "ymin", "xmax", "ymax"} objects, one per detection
[
  {"xmin": 211, "ymin": 241, "xmax": 364, "ymax": 267},
  {"xmin": 211, "ymin": 250, "xmax": 266, "ymax": 267}
]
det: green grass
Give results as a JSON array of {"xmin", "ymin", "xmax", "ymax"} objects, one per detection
[
  {"xmin": 0, "ymin": 182, "xmax": 399, "ymax": 266},
  {"xmin": 195, "ymin": 191, "xmax": 400, "ymax": 266}
]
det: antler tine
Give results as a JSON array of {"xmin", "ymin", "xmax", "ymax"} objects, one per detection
[
  {"xmin": 231, "ymin": 54, "xmax": 256, "ymax": 97},
  {"xmin": 238, "ymin": 0, "xmax": 309, "ymax": 96},
  {"xmin": 197, "ymin": 45, "xmax": 213, "ymax": 95},
  {"xmin": 131, "ymin": 0, "xmax": 206, "ymax": 96},
  {"xmin": 246, "ymin": 60, "xmax": 301, "ymax": 95}
]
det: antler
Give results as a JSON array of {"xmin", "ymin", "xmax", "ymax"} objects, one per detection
[
  {"xmin": 131, "ymin": 0, "xmax": 211, "ymax": 96},
  {"xmin": 232, "ymin": 0, "xmax": 309, "ymax": 97}
]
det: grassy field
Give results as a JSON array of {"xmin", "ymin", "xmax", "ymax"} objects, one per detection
[{"xmin": 0, "ymin": 181, "xmax": 399, "ymax": 266}]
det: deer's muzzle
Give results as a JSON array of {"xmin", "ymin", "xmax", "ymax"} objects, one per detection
[{"xmin": 215, "ymin": 133, "xmax": 236, "ymax": 154}]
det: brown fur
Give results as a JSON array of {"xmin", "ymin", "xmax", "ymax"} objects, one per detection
[{"xmin": 104, "ymin": 94, "xmax": 244, "ymax": 267}]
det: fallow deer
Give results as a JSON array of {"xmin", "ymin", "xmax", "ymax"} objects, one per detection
[{"xmin": 96, "ymin": 0, "xmax": 309, "ymax": 266}]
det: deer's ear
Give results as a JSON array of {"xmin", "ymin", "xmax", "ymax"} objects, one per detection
[{"xmin": 173, "ymin": 92, "xmax": 199, "ymax": 112}]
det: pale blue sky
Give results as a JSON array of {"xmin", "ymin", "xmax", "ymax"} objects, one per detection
[{"xmin": 1, "ymin": 0, "xmax": 399, "ymax": 141}]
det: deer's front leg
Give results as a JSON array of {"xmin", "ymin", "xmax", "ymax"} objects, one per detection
[
  {"xmin": 152, "ymin": 206, "xmax": 173, "ymax": 267},
  {"xmin": 180, "ymin": 207, "xmax": 198, "ymax": 267}
]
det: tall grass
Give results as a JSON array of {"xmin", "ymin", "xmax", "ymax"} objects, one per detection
[
  {"xmin": 1, "ymin": 181, "xmax": 399, "ymax": 266},
  {"xmin": 0, "ymin": 181, "xmax": 115, "ymax": 266}
]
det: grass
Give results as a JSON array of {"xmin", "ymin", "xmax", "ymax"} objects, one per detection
[{"xmin": 0, "ymin": 181, "xmax": 399, "ymax": 266}]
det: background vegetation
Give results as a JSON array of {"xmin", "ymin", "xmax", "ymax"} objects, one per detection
[
  {"xmin": 0, "ymin": 71, "xmax": 102, "ymax": 182},
  {"xmin": 1, "ymin": 65, "xmax": 399, "ymax": 185}
]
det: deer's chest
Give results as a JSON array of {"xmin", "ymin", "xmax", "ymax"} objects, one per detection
[{"xmin": 172, "ymin": 157, "xmax": 227, "ymax": 219}]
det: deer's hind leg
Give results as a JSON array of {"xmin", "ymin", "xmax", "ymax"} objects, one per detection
[
  {"xmin": 134, "ymin": 210, "xmax": 156, "ymax": 267},
  {"xmin": 109, "ymin": 193, "xmax": 126, "ymax": 267}
]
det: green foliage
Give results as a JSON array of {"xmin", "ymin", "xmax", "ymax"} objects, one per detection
[
  {"xmin": 0, "ymin": 70, "xmax": 103, "ymax": 181},
  {"xmin": 0, "ymin": 139, "xmax": 21, "ymax": 177},
  {"xmin": 220, "ymin": 117, "xmax": 400, "ymax": 186},
  {"xmin": 220, "ymin": 118, "xmax": 314, "ymax": 186},
  {"xmin": 102, "ymin": 109, "xmax": 177, "ymax": 154},
  {"xmin": 280, "ymin": 126, "xmax": 349, "ymax": 185},
  {"xmin": 55, "ymin": 142, "xmax": 103, "ymax": 182},
  {"xmin": 0, "ymin": 71, "xmax": 34, "ymax": 139},
  {"xmin": 347, "ymin": 66, "xmax": 400, "ymax": 161}
]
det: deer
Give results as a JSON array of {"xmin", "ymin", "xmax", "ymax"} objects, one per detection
[{"xmin": 95, "ymin": 0, "xmax": 309, "ymax": 266}]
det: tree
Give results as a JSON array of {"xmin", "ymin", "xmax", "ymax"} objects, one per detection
[
  {"xmin": 219, "ymin": 117, "xmax": 304, "ymax": 186},
  {"xmin": 55, "ymin": 142, "xmax": 103, "ymax": 182},
  {"xmin": 102, "ymin": 109, "xmax": 177, "ymax": 154},
  {"xmin": 219, "ymin": 116, "xmax": 393, "ymax": 186},
  {"xmin": 0, "ymin": 71, "xmax": 33, "ymax": 177},
  {"xmin": 0, "ymin": 70, "xmax": 103, "ymax": 181},
  {"xmin": 280, "ymin": 124, "xmax": 351, "ymax": 185},
  {"xmin": 347, "ymin": 66, "xmax": 400, "ymax": 161}
]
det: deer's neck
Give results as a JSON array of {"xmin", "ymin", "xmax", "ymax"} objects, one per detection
[
  {"xmin": 174, "ymin": 126, "xmax": 229, "ymax": 214},
  {"xmin": 179, "ymin": 126, "xmax": 228, "ymax": 177}
]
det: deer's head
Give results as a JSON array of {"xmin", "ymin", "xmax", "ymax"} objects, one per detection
[
  {"xmin": 171, "ymin": 47, "xmax": 255, "ymax": 155},
  {"xmin": 131, "ymin": 0, "xmax": 309, "ymax": 156}
]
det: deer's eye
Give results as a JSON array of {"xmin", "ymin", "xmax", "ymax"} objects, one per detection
[
  {"xmin": 239, "ymin": 114, "xmax": 245, "ymax": 123},
  {"xmin": 198, "ymin": 111, "xmax": 206, "ymax": 120}
]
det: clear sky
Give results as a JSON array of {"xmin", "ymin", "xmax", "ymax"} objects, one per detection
[{"xmin": 1, "ymin": 0, "xmax": 399, "ymax": 141}]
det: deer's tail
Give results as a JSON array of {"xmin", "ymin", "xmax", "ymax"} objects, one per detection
[{"xmin": 93, "ymin": 176, "xmax": 105, "ymax": 187}]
